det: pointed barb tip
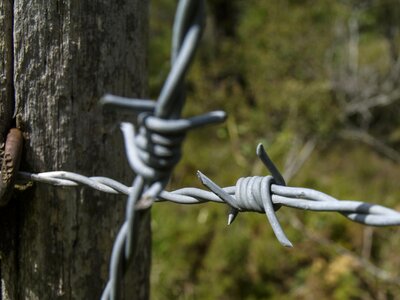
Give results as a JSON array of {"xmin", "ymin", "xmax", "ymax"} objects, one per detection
[
  {"xmin": 282, "ymin": 240, "xmax": 293, "ymax": 248},
  {"xmin": 256, "ymin": 143, "xmax": 286, "ymax": 186},
  {"xmin": 227, "ymin": 214, "xmax": 234, "ymax": 225},
  {"xmin": 256, "ymin": 143, "xmax": 264, "ymax": 156},
  {"xmin": 196, "ymin": 170, "xmax": 206, "ymax": 184},
  {"xmin": 227, "ymin": 207, "xmax": 239, "ymax": 225}
]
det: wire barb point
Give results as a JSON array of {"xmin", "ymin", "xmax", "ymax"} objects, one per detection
[
  {"xmin": 198, "ymin": 170, "xmax": 241, "ymax": 225},
  {"xmin": 256, "ymin": 143, "xmax": 286, "ymax": 186},
  {"xmin": 227, "ymin": 207, "xmax": 239, "ymax": 225}
]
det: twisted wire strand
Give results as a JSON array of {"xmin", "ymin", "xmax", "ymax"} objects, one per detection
[
  {"xmin": 18, "ymin": 156, "xmax": 400, "ymax": 234},
  {"xmin": 97, "ymin": 1, "xmax": 220, "ymax": 299}
]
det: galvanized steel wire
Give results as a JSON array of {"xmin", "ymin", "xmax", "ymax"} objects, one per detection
[
  {"xmin": 19, "ymin": 143, "xmax": 400, "ymax": 250},
  {"xmin": 20, "ymin": 167, "xmax": 400, "ymax": 229},
  {"xmin": 19, "ymin": 165, "xmax": 400, "ymax": 230},
  {"xmin": 98, "ymin": 0, "xmax": 226, "ymax": 299}
]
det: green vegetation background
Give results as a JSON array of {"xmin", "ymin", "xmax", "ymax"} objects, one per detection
[{"xmin": 148, "ymin": 1, "xmax": 400, "ymax": 299}]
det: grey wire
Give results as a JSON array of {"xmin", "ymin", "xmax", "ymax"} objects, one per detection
[
  {"xmin": 98, "ymin": 1, "xmax": 216, "ymax": 299},
  {"xmin": 100, "ymin": 94, "xmax": 156, "ymax": 112},
  {"xmin": 18, "ymin": 168, "xmax": 400, "ymax": 228}
]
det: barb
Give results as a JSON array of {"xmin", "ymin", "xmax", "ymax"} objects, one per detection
[
  {"xmin": 97, "ymin": 1, "xmax": 226, "ymax": 299},
  {"xmin": 197, "ymin": 143, "xmax": 293, "ymax": 247},
  {"xmin": 198, "ymin": 171, "xmax": 293, "ymax": 248},
  {"xmin": 18, "ymin": 143, "xmax": 400, "ymax": 247}
]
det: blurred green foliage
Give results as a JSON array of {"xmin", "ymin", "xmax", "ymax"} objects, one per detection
[{"xmin": 149, "ymin": 0, "xmax": 400, "ymax": 299}]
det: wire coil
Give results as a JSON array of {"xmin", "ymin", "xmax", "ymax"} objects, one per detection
[
  {"xmin": 121, "ymin": 111, "xmax": 226, "ymax": 182},
  {"xmin": 235, "ymin": 176, "xmax": 278, "ymax": 212}
]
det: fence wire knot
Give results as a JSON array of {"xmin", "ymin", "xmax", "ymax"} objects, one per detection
[
  {"xmin": 198, "ymin": 143, "xmax": 293, "ymax": 247},
  {"xmin": 120, "ymin": 110, "xmax": 226, "ymax": 183}
]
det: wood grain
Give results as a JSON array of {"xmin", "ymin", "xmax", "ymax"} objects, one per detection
[
  {"xmin": 0, "ymin": 0, "xmax": 14, "ymax": 143},
  {"xmin": 0, "ymin": 1, "xmax": 151, "ymax": 299}
]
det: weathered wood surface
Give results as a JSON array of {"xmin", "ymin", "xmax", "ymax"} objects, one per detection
[
  {"xmin": 0, "ymin": 0, "xmax": 14, "ymax": 143},
  {"xmin": 0, "ymin": 0, "xmax": 150, "ymax": 299}
]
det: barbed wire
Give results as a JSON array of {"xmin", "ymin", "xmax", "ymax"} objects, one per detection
[
  {"xmin": 96, "ymin": 0, "xmax": 228, "ymax": 299},
  {"xmin": 18, "ymin": 142, "xmax": 400, "ymax": 249},
  {"xmin": 7, "ymin": 0, "xmax": 399, "ymax": 299}
]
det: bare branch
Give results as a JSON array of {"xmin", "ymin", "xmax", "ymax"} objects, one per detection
[
  {"xmin": 283, "ymin": 137, "xmax": 317, "ymax": 183},
  {"xmin": 340, "ymin": 129, "xmax": 400, "ymax": 163},
  {"xmin": 344, "ymin": 88, "xmax": 400, "ymax": 115},
  {"xmin": 289, "ymin": 215, "xmax": 400, "ymax": 285}
]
